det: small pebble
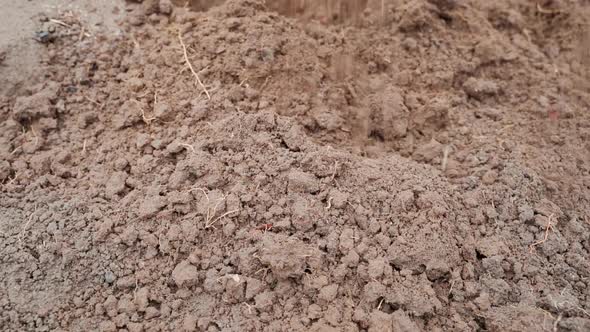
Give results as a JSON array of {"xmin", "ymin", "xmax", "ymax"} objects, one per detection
[{"xmin": 105, "ymin": 270, "xmax": 116, "ymax": 284}]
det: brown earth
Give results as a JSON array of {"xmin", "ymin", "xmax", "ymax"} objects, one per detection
[{"xmin": 1, "ymin": 0, "xmax": 590, "ymax": 331}]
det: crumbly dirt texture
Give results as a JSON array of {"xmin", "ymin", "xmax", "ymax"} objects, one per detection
[{"xmin": 1, "ymin": 0, "xmax": 590, "ymax": 331}]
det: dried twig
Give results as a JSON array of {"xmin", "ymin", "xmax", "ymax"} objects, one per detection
[{"xmin": 178, "ymin": 31, "xmax": 210, "ymax": 100}]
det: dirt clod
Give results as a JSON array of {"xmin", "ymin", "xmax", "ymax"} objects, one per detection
[
  {"xmin": 2, "ymin": 0, "xmax": 590, "ymax": 331},
  {"xmin": 172, "ymin": 260, "xmax": 199, "ymax": 286}
]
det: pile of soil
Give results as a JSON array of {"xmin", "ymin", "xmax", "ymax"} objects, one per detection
[{"xmin": 1, "ymin": 0, "xmax": 590, "ymax": 331}]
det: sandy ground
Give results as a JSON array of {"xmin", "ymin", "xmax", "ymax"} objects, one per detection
[
  {"xmin": 0, "ymin": 0, "xmax": 123, "ymax": 96},
  {"xmin": 1, "ymin": 1, "xmax": 590, "ymax": 331}
]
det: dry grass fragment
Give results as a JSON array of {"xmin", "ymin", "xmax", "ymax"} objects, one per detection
[
  {"xmin": 84, "ymin": 95, "xmax": 105, "ymax": 110},
  {"xmin": 441, "ymin": 145, "xmax": 452, "ymax": 171},
  {"xmin": 191, "ymin": 188, "xmax": 238, "ymax": 228},
  {"xmin": 180, "ymin": 143, "xmax": 196, "ymax": 153},
  {"xmin": 377, "ymin": 297, "xmax": 384, "ymax": 310},
  {"xmin": 178, "ymin": 31, "xmax": 211, "ymax": 100},
  {"xmin": 10, "ymin": 146, "xmax": 21, "ymax": 155},
  {"xmin": 448, "ymin": 279, "xmax": 456, "ymax": 296},
  {"xmin": 553, "ymin": 313, "xmax": 562, "ymax": 332},
  {"xmin": 381, "ymin": 0, "xmax": 385, "ymax": 25},
  {"xmin": 536, "ymin": 3, "xmax": 562, "ymax": 15},
  {"xmin": 243, "ymin": 302, "xmax": 253, "ymax": 314},
  {"xmin": 49, "ymin": 12, "xmax": 91, "ymax": 38},
  {"xmin": 49, "ymin": 18, "xmax": 71, "ymax": 28},
  {"xmin": 7, "ymin": 172, "xmax": 19, "ymax": 185},
  {"xmin": 325, "ymin": 197, "xmax": 333, "ymax": 210},
  {"xmin": 330, "ymin": 161, "xmax": 339, "ymax": 182},
  {"xmin": 30, "ymin": 126, "xmax": 39, "ymax": 146},
  {"xmin": 529, "ymin": 214, "xmax": 554, "ymax": 253},
  {"xmin": 134, "ymin": 97, "xmax": 156, "ymax": 125},
  {"xmin": 17, "ymin": 205, "xmax": 38, "ymax": 243},
  {"xmin": 140, "ymin": 107, "xmax": 156, "ymax": 125}
]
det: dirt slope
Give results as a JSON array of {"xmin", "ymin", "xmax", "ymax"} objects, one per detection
[{"xmin": 1, "ymin": 0, "xmax": 590, "ymax": 331}]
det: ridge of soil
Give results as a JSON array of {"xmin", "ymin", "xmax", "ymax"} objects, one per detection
[{"xmin": 1, "ymin": 0, "xmax": 590, "ymax": 331}]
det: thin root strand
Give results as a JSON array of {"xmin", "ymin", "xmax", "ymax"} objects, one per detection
[
  {"xmin": 529, "ymin": 214, "xmax": 555, "ymax": 253},
  {"xmin": 178, "ymin": 31, "xmax": 211, "ymax": 100}
]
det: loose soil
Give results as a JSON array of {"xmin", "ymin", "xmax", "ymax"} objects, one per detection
[{"xmin": 1, "ymin": 0, "xmax": 590, "ymax": 331}]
